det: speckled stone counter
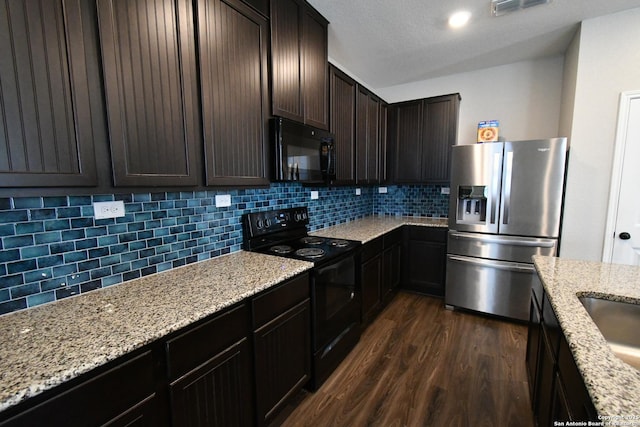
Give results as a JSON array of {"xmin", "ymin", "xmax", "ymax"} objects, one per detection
[
  {"xmin": 0, "ymin": 251, "xmax": 312, "ymax": 412},
  {"xmin": 533, "ymin": 256, "xmax": 640, "ymax": 417},
  {"xmin": 310, "ymin": 215, "xmax": 447, "ymax": 243}
]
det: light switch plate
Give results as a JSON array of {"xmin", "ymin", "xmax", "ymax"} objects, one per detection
[
  {"xmin": 355, "ymin": 188, "xmax": 361, "ymax": 196},
  {"xmin": 215, "ymin": 194, "xmax": 232, "ymax": 207},
  {"xmin": 441, "ymin": 187, "xmax": 450, "ymax": 195},
  {"xmin": 310, "ymin": 191, "xmax": 319, "ymax": 200},
  {"xmin": 93, "ymin": 201, "xmax": 125, "ymax": 220},
  {"xmin": 378, "ymin": 187, "xmax": 388, "ymax": 194}
]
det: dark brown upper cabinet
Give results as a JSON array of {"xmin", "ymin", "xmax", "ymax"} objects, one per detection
[
  {"xmin": 0, "ymin": 0, "xmax": 97, "ymax": 187},
  {"xmin": 329, "ymin": 65, "xmax": 356, "ymax": 185},
  {"xmin": 97, "ymin": 0, "xmax": 200, "ymax": 187},
  {"xmin": 390, "ymin": 93, "xmax": 460, "ymax": 184},
  {"xmin": 379, "ymin": 101, "xmax": 389, "ymax": 183},
  {"xmin": 197, "ymin": 0, "xmax": 270, "ymax": 186},
  {"xmin": 270, "ymin": 0, "xmax": 329, "ymax": 130},
  {"xmin": 356, "ymin": 86, "xmax": 381, "ymax": 185}
]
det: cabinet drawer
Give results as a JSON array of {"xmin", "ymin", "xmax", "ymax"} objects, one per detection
[
  {"xmin": 166, "ymin": 303, "xmax": 250, "ymax": 381},
  {"xmin": 404, "ymin": 226, "xmax": 447, "ymax": 243},
  {"xmin": 253, "ymin": 273, "xmax": 309, "ymax": 328},
  {"xmin": 361, "ymin": 237, "xmax": 383, "ymax": 262},
  {"xmin": 383, "ymin": 228, "xmax": 402, "ymax": 248},
  {"xmin": 0, "ymin": 351, "xmax": 156, "ymax": 426}
]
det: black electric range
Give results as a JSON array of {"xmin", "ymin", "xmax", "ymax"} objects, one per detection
[
  {"xmin": 242, "ymin": 206, "xmax": 362, "ymax": 390},
  {"xmin": 242, "ymin": 207, "xmax": 361, "ymax": 266}
]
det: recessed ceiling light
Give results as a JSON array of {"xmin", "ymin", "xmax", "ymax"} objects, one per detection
[{"xmin": 448, "ymin": 10, "xmax": 472, "ymax": 28}]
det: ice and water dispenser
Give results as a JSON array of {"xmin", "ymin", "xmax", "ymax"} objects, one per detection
[{"xmin": 455, "ymin": 186, "xmax": 487, "ymax": 223}]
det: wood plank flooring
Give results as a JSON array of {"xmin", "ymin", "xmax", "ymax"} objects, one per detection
[{"xmin": 279, "ymin": 292, "xmax": 534, "ymax": 427}]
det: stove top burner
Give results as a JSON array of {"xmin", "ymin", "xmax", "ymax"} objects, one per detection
[
  {"xmin": 329, "ymin": 239, "xmax": 350, "ymax": 248},
  {"xmin": 300, "ymin": 236, "xmax": 325, "ymax": 245},
  {"xmin": 295, "ymin": 247, "xmax": 326, "ymax": 259},
  {"xmin": 270, "ymin": 245, "xmax": 294, "ymax": 254}
]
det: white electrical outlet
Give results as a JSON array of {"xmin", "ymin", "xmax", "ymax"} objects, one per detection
[
  {"xmin": 355, "ymin": 188, "xmax": 361, "ymax": 196},
  {"xmin": 310, "ymin": 191, "xmax": 319, "ymax": 200},
  {"xmin": 378, "ymin": 187, "xmax": 388, "ymax": 194},
  {"xmin": 215, "ymin": 194, "xmax": 232, "ymax": 207},
  {"xmin": 93, "ymin": 201, "xmax": 125, "ymax": 220},
  {"xmin": 441, "ymin": 187, "xmax": 450, "ymax": 195}
]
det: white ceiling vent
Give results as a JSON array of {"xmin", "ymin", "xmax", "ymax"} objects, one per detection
[{"xmin": 491, "ymin": 0, "xmax": 552, "ymax": 16}]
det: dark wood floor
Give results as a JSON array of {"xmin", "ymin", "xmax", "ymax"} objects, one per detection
[{"xmin": 280, "ymin": 292, "xmax": 534, "ymax": 427}]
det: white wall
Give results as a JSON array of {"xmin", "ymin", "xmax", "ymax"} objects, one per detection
[
  {"xmin": 376, "ymin": 57, "xmax": 565, "ymax": 144},
  {"xmin": 560, "ymin": 8, "xmax": 640, "ymax": 261}
]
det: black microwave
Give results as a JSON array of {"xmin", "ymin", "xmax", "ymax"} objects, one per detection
[{"xmin": 272, "ymin": 117, "xmax": 336, "ymax": 183}]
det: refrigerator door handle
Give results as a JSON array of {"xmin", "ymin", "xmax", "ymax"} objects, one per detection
[
  {"xmin": 502, "ymin": 151, "xmax": 514, "ymax": 225},
  {"xmin": 448, "ymin": 231, "xmax": 557, "ymax": 248},
  {"xmin": 448, "ymin": 255, "xmax": 535, "ymax": 273},
  {"xmin": 490, "ymin": 152, "xmax": 501, "ymax": 225}
]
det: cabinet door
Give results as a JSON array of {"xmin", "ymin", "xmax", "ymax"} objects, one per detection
[
  {"xmin": 97, "ymin": 0, "xmax": 199, "ymax": 187},
  {"xmin": 329, "ymin": 65, "xmax": 356, "ymax": 184},
  {"xmin": 526, "ymin": 294, "xmax": 542, "ymax": 409},
  {"xmin": 382, "ymin": 242, "xmax": 402, "ymax": 302},
  {"xmin": 0, "ymin": 0, "xmax": 97, "ymax": 187},
  {"xmin": 361, "ymin": 254, "xmax": 382, "ymax": 324},
  {"xmin": 302, "ymin": 5, "xmax": 328, "ymax": 130},
  {"xmin": 379, "ymin": 102, "xmax": 389, "ymax": 183},
  {"xmin": 421, "ymin": 94, "xmax": 460, "ymax": 182},
  {"xmin": 254, "ymin": 299, "xmax": 311, "ymax": 425},
  {"xmin": 392, "ymin": 100, "xmax": 423, "ymax": 183},
  {"xmin": 170, "ymin": 338, "xmax": 254, "ymax": 427},
  {"xmin": 367, "ymin": 94, "xmax": 381, "ymax": 182},
  {"xmin": 270, "ymin": 0, "xmax": 303, "ymax": 123},
  {"xmin": 535, "ymin": 329, "xmax": 557, "ymax": 427},
  {"xmin": 401, "ymin": 227, "xmax": 447, "ymax": 296},
  {"xmin": 356, "ymin": 87, "xmax": 380, "ymax": 184},
  {"xmin": 198, "ymin": 0, "xmax": 270, "ymax": 186}
]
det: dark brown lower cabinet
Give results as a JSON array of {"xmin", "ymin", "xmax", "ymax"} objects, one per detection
[
  {"xmin": 361, "ymin": 228, "xmax": 404, "ymax": 326},
  {"xmin": 527, "ymin": 284, "xmax": 598, "ymax": 426},
  {"xmin": 361, "ymin": 237, "xmax": 383, "ymax": 325},
  {"xmin": 166, "ymin": 303, "xmax": 253, "ymax": 427},
  {"xmin": 401, "ymin": 226, "xmax": 447, "ymax": 296},
  {"xmin": 252, "ymin": 273, "xmax": 311, "ymax": 426},
  {"xmin": 381, "ymin": 228, "xmax": 402, "ymax": 304},
  {"xmin": 0, "ymin": 351, "xmax": 159, "ymax": 426},
  {"xmin": 169, "ymin": 339, "xmax": 253, "ymax": 426}
]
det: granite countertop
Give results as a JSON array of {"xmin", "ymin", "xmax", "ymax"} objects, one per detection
[
  {"xmin": 533, "ymin": 255, "xmax": 640, "ymax": 417},
  {"xmin": 311, "ymin": 215, "xmax": 448, "ymax": 243},
  {"xmin": 0, "ymin": 251, "xmax": 312, "ymax": 413}
]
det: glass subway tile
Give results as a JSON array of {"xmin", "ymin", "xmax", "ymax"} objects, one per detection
[
  {"xmin": 28, "ymin": 291, "xmax": 56, "ymax": 307},
  {"xmin": 43, "ymin": 196, "xmax": 68, "ymax": 208}
]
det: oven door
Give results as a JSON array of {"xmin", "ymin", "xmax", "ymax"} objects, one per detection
[{"xmin": 311, "ymin": 253, "xmax": 360, "ymax": 352}]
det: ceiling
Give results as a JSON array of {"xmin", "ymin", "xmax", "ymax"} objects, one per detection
[{"xmin": 306, "ymin": 0, "xmax": 640, "ymax": 90}]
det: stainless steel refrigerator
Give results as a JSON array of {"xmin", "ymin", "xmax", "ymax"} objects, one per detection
[{"xmin": 445, "ymin": 138, "xmax": 567, "ymax": 321}]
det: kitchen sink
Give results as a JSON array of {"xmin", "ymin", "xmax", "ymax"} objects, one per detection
[{"xmin": 579, "ymin": 296, "xmax": 640, "ymax": 370}]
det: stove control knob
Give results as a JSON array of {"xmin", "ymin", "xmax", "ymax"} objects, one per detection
[
  {"xmin": 295, "ymin": 213, "xmax": 302, "ymax": 221},
  {"xmin": 264, "ymin": 218, "xmax": 272, "ymax": 228},
  {"xmin": 256, "ymin": 219, "xmax": 264, "ymax": 229}
]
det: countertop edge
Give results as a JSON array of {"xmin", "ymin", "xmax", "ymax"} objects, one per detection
[{"xmin": 532, "ymin": 255, "xmax": 640, "ymax": 417}]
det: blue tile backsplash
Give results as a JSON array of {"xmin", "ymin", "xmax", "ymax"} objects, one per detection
[{"xmin": 0, "ymin": 183, "xmax": 447, "ymax": 315}]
